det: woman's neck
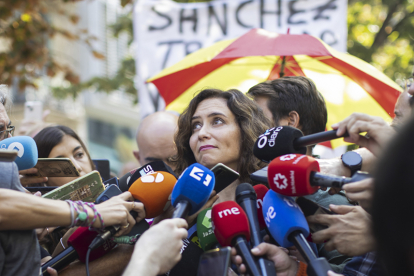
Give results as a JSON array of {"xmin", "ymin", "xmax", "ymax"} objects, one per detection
[{"xmin": 214, "ymin": 179, "xmax": 241, "ymax": 205}]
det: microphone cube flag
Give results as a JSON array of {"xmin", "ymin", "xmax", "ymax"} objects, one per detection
[
  {"xmin": 262, "ymin": 190, "xmax": 309, "ymax": 248},
  {"xmin": 196, "ymin": 208, "xmax": 219, "ymax": 251},
  {"xmin": 128, "ymin": 171, "xmax": 176, "ymax": 218},
  {"xmin": 253, "ymin": 184, "xmax": 269, "ymax": 230},
  {"xmin": 211, "ymin": 201, "xmax": 250, "ymax": 247},
  {"xmin": 253, "ymin": 126, "xmax": 306, "ymax": 162},
  {"xmin": 171, "ymin": 163, "xmax": 215, "ymax": 216},
  {"xmin": 0, "ymin": 136, "xmax": 38, "ymax": 170},
  {"xmin": 268, "ymin": 154, "xmax": 319, "ymax": 196}
]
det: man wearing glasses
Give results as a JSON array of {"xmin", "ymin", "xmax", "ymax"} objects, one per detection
[{"xmin": 0, "ymin": 86, "xmax": 14, "ymax": 141}]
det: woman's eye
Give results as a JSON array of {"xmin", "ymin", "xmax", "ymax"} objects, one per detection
[
  {"xmin": 213, "ymin": 118, "xmax": 224, "ymax": 125},
  {"xmin": 75, "ymin": 152, "xmax": 84, "ymax": 158},
  {"xmin": 192, "ymin": 122, "xmax": 202, "ymax": 131}
]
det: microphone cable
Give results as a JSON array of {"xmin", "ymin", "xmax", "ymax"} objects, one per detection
[{"xmin": 85, "ymin": 248, "xmax": 92, "ymax": 276}]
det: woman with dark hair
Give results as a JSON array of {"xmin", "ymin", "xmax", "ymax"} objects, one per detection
[
  {"xmin": 33, "ymin": 125, "xmax": 95, "ymax": 187},
  {"xmin": 171, "ymin": 88, "xmax": 272, "ymax": 202}
]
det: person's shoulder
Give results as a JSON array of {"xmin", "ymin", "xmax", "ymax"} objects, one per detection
[{"xmin": 0, "ymin": 162, "xmax": 23, "ymax": 191}]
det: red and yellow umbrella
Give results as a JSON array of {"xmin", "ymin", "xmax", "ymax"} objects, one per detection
[{"xmin": 148, "ymin": 28, "xmax": 402, "ymax": 148}]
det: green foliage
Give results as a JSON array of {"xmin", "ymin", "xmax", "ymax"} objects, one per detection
[{"xmin": 347, "ymin": 0, "xmax": 414, "ymax": 81}]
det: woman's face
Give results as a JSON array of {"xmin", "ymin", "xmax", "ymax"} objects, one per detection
[
  {"xmin": 47, "ymin": 135, "xmax": 93, "ymax": 186},
  {"xmin": 189, "ymin": 98, "xmax": 242, "ymax": 171}
]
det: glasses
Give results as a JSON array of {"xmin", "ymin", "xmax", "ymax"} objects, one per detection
[{"xmin": 0, "ymin": 125, "xmax": 14, "ymax": 140}]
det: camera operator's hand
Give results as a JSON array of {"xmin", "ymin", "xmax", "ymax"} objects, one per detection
[
  {"xmin": 123, "ymin": 218, "xmax": 188, "ymax": 276},
  {"xmin": 94, "ymin": 192, "xmax": 146, "ymax": 236},
  {"xmin": 19, "ymin": 168, "xmax": 48, "ymax": 187},
  {"xmin": 332, "ymin": 113, "xmax": 395, "ymax": 156},
  {"xmin": 231, "ymin": 243, "xmax": 300, "ymax": 276},
  {"xmin": 307, "ymin": 205, "xmax": 375, "ymax": 256},
  {"xmin": 342, "ymin": 178, "xmax": 374, "ymax": 211}
]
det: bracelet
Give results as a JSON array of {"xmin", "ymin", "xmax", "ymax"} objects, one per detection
[
  {"xmin": 296, "ymin": 261, "xmax": 308, "ymax": 276},
  {"xmin": 65, "ymin": 200, "xmax": 105, "ymax": 231},
  {"xmin": 60, "ymin": 238, "xmax": 66, "ymax": 250}
]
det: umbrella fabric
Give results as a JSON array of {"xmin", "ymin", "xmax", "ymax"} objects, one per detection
[{"xmin": 148, "ymin": 28, "xmax": 402, "ymax": 149}]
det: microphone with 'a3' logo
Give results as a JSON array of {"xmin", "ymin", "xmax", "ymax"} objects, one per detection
[
  {"xmin": 171, "ymin": 163, "xmax": 215, "ymax": 218},
  {"xmin": 0, "ymin": 136, "xmax": 38, "ymax": 170},
  {"xmin": 268, "ymin": 154, "xmax": 370, "ymax": 196},
  {"xmin": 263, "ymin": 190, "xmax": 332, "ymax": 276},
  {"xmin": 211, "ymin": 201, "xmax": 261, "ymax": 276}
]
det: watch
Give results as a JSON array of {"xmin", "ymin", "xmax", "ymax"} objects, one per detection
[{"xmin": 341, "ymin": 151, "xmax": 362, "ymax": 176}]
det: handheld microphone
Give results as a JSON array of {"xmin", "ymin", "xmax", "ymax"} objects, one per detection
[
  {"xmin": 171, "ymin": 163, "xmax": 215, "ymax": 218},
  {"xmin": 236, "ymin": 184, "xmax": 276, "ymax": 276},
  {"xmin": 253, "ymin": 126, "xmax": 349, "ymax": 162},
  {"xmin": 263, "ymin": 190, "xmax": 332, "ymax": 276},
  {"xmin": 253, "ymin": 184, "xmax": 268, "ymax": 231},
  {"xmin": 268, "ymin": 154, "xmax": 371, "ymax": 196},
  {"xmin": 128, "ymin": 171, "xmax": 176, "ymax": 218},
  {"xmin": 197, "ymin": 208, "xmax": 219, "ymax": 251},
  {"xmin": 0, "ymin": 136, "xmax": 38, "ymax": 170},
  {"xmin": 118, "ymin": 160, "xmax": 176, "ymax": 192},
  {"xmin": 41, "ymin": 227, "xmax": 116, "ymax": 274},
  {"xmin": 212, "ymin": 201, "xmax": 261, "ymax": 276}
]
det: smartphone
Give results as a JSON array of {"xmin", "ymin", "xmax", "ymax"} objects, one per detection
[
  {"xmin": 30, "ymin": 158, "xmax": 80, "ymax": 177},
  {"xmin": 26, "ymin": 186, "xmax": 58, "ymax": 194},
  {"xmin": 197, "ymin": 247, "xmax": 231, "ymax": 276},
  {"xmin": 211, "ymin": 163, "xmax": 240, "ymax": 194},
  {"xmin": 24, "ymin": 101, "xmax": 43, "ymax": 121},
  {"xmin": 103, "ymin": 177, "xmax": 119, "ymax": 189},
  {"xmin": 0, "ymin": 150, "xmax": 18, "ymax": 162},
  {"xmin": 249, "ymin": 166, "xmax": 268, "ymax": 185},
  {"xmin": 95, "ymin": 184, "xmax": 122, "ymax": 204},
  {"xmin": 296, "ymin": 197, "xmax": 336, "ymax": 233},
  {"xmin": 92, "ymin": 159, "xmax": 110, "ymax": 181},
  {"xmin": 42, "ymin": 171, "xmax": 105, "ymax": 202}
]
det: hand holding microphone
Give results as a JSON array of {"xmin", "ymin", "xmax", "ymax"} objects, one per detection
[
  {"xmin": 332, "ymin": 113, "xmax": 395, "ymax": 156},
  {"xmin": 306, "ymin": 205, "xmax": 375, "ymax": 256},
  {"xmin": 123, "ymin": 219, "xmax": 188, "ymax": 276}
]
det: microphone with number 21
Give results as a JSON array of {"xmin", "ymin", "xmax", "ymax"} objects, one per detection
[
  {"xmin": 171, "ymin": 163, "xmax": 215, "ymax": 218},
  {"xmin": 263, "ymin": 190, "xmax": 332, "ymax": 276}
]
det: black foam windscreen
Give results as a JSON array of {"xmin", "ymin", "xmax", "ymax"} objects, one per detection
[{"xmin": 253, "ymin": 126, "xmax": 306, "ymax": 162}]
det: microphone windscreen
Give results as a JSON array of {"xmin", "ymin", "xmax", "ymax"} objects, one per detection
[
  {"xmin": 268, "ymin": 154, "xmax": 319, "ymax": 196},
  {"xmin": 211, "ymin": 201, "xmax": 250, "ymax": 246},
  {"xmin": 67, "ymin": 227, "xmax": 116, "ymax": 263},
  {"xmin": 128, "ymin": 171, "xmax": 176, "ymax": 218},
  {"xmin": 197, "ymin": 208, "xmax": 218, "ymax": 251},
  {"xmin": 253, "ymin": 126, "xmax": 306, "ymax": 162},
  {"xmin": 253, "ymin": 184, "xmax": 268, "ymax": 230},
  {"xmin": 171, "ymin": 163, "xmax": 215, "ymax": 216},
  {"xmin": 262, "ymin": 190, "xmax": 309, "ymax": 248},
  {"xmin": 0, "ymin": 136, "xmax": 38, "ymax": 170}
]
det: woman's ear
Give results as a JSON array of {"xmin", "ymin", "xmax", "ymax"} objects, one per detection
[{"xmin": 287, "ymin": 111, "xmax": 300, "ymax": 128}]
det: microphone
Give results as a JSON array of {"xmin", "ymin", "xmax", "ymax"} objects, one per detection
[
  {"xmin": 212, "ymin": 201, "xmax": 261, "ymax": 276},
  {"xmin": 197, "ymin": 208, "xmax": 219, "ymax": 251},
  {"xmin": 41, "ymin": 227, "xmax": 116, "ymax": 274},
  {"xmin": 171, "ymin": 163, "xmax": 215, "ymax": 218},
  {"xmin": 128, "ymin": 171, "xmax": 176, "ymax": 218},
  {"xmin": 167, "ymin": 238, "xmax": 204, "ymax": 276},
  {"xmin": 0, "ymin": 136, "xmax": 37, "ymax": 170},
  {"xmin": 263, "ymin": 190, "xmax": 332, "ymax": 276},
  {"xmin": 253, "ymin": 184, "xmax": 268, "ymax": 230},
  {"xmin": 236, "ymin": 184, "xmax": 276, "ymax": 276},
  {"xmin": 118, "ymin": 160, "xmax": 176, "ymax": 192},
  {"xmin": 268, "ymin": 154, "xmax": 371, "ymax": 196},
  {"xmin": 253, "ymin": 126, "xmax": 349, "ymax": 162}
]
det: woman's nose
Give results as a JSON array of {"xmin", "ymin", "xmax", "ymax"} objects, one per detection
[
  {"xmin": 198, "ymin": 124, "xmax": 211, "ymax": 140},
  {"xmin": 72, "ymin": 159, "xmax": 83, "ymax": 174}
]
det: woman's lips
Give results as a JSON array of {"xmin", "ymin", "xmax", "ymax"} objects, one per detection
[{"xmin": 199, "ymin": 145, "xmax": 217, "ymax": 152}]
